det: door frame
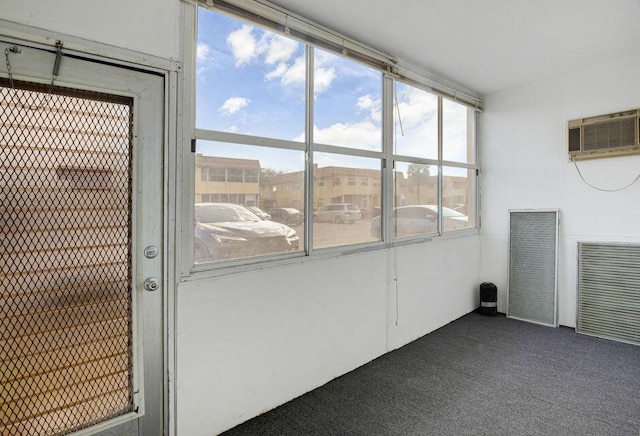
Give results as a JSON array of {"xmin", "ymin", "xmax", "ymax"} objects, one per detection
[{"xmin": 0, "ymin": 24, "xmax": 178, "ymax": 436}]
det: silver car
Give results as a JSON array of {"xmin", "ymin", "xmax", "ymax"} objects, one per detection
[{"xmin": 313, "ymin": 203, "xmax": 361, "ymax": 224}]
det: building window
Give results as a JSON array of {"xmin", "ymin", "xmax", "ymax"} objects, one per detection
[
  {"xmin": 244, "ymin": 169, "xmax": 259, "ymax": 183},
  {"xmin": 209, "ymin": 167, "xmax": 225, "ymax": 182}
]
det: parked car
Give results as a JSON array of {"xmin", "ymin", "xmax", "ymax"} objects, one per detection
[
  {"xmin": 245, "ymin": 205, "xmax": 271, "ymax": 220},
  {"xmin": 313, "ymin": 203, "xmax": 361, "ymax": 224},
  {"xmin": 195, "ymin": 203, "xmax": 299, "ymax": 263},
  {"xmin": 370, "ymin": 205, "xmax": 468, "ymax": 237},
  {"xmin": 268, "ymin": 207, "xmax": 303, "ymax": 226}
]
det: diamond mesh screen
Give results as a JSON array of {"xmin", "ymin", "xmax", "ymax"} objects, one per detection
[{"xmin": 1, "ymin": 79, "xmax": 135, "ymax": 435}]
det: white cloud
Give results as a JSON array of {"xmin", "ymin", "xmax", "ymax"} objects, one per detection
[
  {"xmin": 219, "ymin": 97, "xmax": 250, "ymax": 115},
  {"xmin": 265, "ymin": 63, "xmax": 289, "ymax": 81},
  {"xmin": 196, "ymin": 42, "xmax": 212, "ymax": 77},
  {"xmin": 227, "ymin": 25, "xmax": 298, "ymax": 71},
  {"xmin": 227, "ymin": 25, "xmax": 258, "ymax": 67},
  {"xmin": 260, "ymin": 34, "xmax": 298, "ymax": 65},
  {"xmin": 265, "ymin": 55, "xmax": 307, "ymax": 90},
  {"xmin": 357, "ymin": 95, "xmax": 373, "ymax": 110},
  {"xmin": 314, "ymin": 66, "xmax": 336, "ymax": 95},
  {"xmin": 281, "ymin": 56, "xmax": 306, "ymax": 87},
  {"xmin": 396, "ymin": 86, "xmax": 438, "ymax": 129},
  {"xmin": 196, "ymin": 42, "xmax": 210, "ymax": 63},
  {"xmin": 294, "ymin": 122, "xmax": 381, "ymax": 151},
  {"xmin": 357, "ymin": 94, "xmax": 381, "ymax": 122},
  {"xmin": 264, "ymin": 53, "xmax": 336, "ymax": 95}
]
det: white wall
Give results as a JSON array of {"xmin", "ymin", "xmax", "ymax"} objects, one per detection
[
  {"xmin": 177, "ymin": 236, "xmax": 480, "ymax": 435},
  {"xmin": 1, "ymin": 5, "xmax": 482, "ymax": 435},
  {"xmin": 480, "ymin": 54, "xmax": 640, "ymax": 326},
  {"xmin": 2, "ymin": 0, "xmax": 180, "ymax": 60}
]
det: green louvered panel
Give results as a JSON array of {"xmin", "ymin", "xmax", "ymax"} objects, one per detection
[
  {"xmin": 577, "ymin": 243, "xmax": 640, "ymax": 345},
  {"xmin": 508, "ymin": 211, "xmax": 558, "ymax": 326}
]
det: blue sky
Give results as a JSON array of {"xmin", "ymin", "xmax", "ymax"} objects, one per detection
[{"xmin": 195, "ymin": 8, "xmax": 471, "ymax": 174}]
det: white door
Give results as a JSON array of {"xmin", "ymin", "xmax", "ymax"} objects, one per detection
[{"xmin": 0, "ymin": 41, "xmax": 165, "ymax": 435}]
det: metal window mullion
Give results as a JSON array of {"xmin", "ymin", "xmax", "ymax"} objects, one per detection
[
  {"xmin": 194, "ymin": 128, "xmax": 306, "ymax": 151},
  {"xmin": 311, "ymin": 142, "xmax": 384, "ymax": 160},
  {"xmin": 437, "ymin": 96, "xmax": 443, "ymax": 235},
  {"xmin": 441, "ymin": 160, "xmax": 477, "ymax": 170},
  {"xmin": 474, "ymin": 110, "xmax": 481, "ymax": 230},
  {"xmin": 392, "ymin": 155, "xmax": 439, "ymax": 167},
  {"xmin": 382, "ymin": 76, "xmax": 394, "ymax": 244},
  {"xmin": 305, "ymin": 45, "xmax": 314, "ymax": 255}
]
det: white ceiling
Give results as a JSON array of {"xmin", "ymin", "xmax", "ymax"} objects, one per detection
[{"xmin": 269, "ymin": 0, "xmax": 640, "ymax": 96}]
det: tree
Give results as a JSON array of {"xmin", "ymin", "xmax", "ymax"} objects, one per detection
[
  {"xmin": 407, "ymin": 163, "xmax": 430, "ymax": 204},
  {"xmin": 407, "ymin": 163, "xmax": 430, "ymax": 178},
  {"xmin": 259, "ymin": 168, "xmax": 284, "ymax": 188}
]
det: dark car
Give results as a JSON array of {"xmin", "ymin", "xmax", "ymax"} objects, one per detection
[
  {"xmin": 195, "ymin": 203, "xmax": 299, "ymax": 263},
  {"xmin": 370, "ymin": 205, "xmax": 468, "ymax": 238},
  {"xmin": 268, "ymin": 207, "xmax": 303, "ymax": 226}
]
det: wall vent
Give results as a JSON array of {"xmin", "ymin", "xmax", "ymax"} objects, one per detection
[
  {"xmin": 508, "ymin": 210, "xmax": 559, "ymax": 327},
  {"xmin": 577, "ymin": 242, "xmax": 640, "ymax": 345},
  {"xmin": 568, "ymin": 109, "xmax": 640, "ymax": 160}
]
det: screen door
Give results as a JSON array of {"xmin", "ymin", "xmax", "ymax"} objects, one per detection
[{"xmin": 0, "ymin": 42, "xmax": 164, "ymax": 435}]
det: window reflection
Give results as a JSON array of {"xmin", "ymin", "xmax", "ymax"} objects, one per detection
[
  {"xmin": 443, "ymin": 98, "xmax": 475, "ymax": 164},
  {"xmin": 442, "ymin": 167, "xmax": 476, "ymax": 231},
  {"xmin": 194, "ymin": 141, "xmax": 305, "ymax": 263},
  {"xmin": 391, "ymin": 163, "xmax": 439, "ymax": 238},
  {"xmin": 196, "ymin": 9, "xmax": 305, "ymax": 141},
  {"xmin": 313, "ymin": 153, "xmax": 382, "ymax": 249},
  {"xmin": 312, "ymin": 49, "xmax": 382, "ymax": 151},
  {"xmin": 394, "ymin": 83, "xmax": 438, "ymax": 159}
]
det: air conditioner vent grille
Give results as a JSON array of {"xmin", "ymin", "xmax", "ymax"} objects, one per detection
[
  {"xmin": 583, "ymin": 118, "xmax": 635, "ymax": 151},
  {"xmin": 568, "ymin": 109, "xmax": 640, "ymax": 160}
]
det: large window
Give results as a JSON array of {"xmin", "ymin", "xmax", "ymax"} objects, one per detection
[
  {"xmin": 442, "ymin": 98, "xmax": 476, "ymax": 230},
  {"xmin": 193, "ymin": 6, "xmax": 479, "ymax": 266}
]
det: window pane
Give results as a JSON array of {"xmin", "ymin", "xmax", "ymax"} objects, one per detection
[
  {"xmin": 195, "ymin": 140, "xmax": 305, "ymax": 263},
  {"xmin": 442, "ymin": 167, "xmax": 476, "ymax": 231},
  {"xmin": 394, "ymin": 82, "xmax": 438, "ymax": 159},
  {"xmin": 313, "ymin": 153, "xmax": 381, "ymax": 248},
  {"xmin": 196, "ymin": 8, "xmax": 305, "ymax": 141},
  {"xmin": 312, "ymin": 49, "xmax": 382, "ymax": 151},
  {"xmin": 443, "ymin": 98, "xmax": 475, "ymax": 164},
  {"xmin": 393, "ymin": 162, "xmax": 438, "ymax": 238}
]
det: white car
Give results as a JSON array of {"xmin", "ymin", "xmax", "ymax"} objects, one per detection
[
  {"xmin": 313, "ymin": 203, "xmax": 361, "ymax": 224},
  {"xmin": 370, "ymin": 205, "xmax": 468, "ymax": 237}
]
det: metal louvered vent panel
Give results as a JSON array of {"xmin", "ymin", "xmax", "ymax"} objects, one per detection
[
  {"xmin": 577, "ymin": 243, "xmax": 640, "ymax": 345},
  {"xmin": 1, "ymin": 80, "xmax": 134, "ymax": 435},
  {"xmin": 568, "ymin": 127, "xmax": 581, "ymax": 152},
  {"xmin": 583, "ymin": 118, "xmax": 636, "ymax": 151},
  {"xmin": 508, "ymin": 210, "xmax": 558, "ymax": 326}
]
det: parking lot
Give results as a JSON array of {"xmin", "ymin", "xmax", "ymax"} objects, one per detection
[{"xmin": 293, "ymin": 219, "xmax": 379, "ymax": 249}]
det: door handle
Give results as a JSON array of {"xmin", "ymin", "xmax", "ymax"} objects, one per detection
[{"xmin": 144, "ymin": 277, "xmax": 160, "ymax": 292}]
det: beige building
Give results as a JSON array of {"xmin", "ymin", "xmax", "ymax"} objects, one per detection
[
  {"xmin": 196, "ymin": 155, "xmax": 473, "ymax": 219},
  {"xmin": 195, "ymin": 154, "xmax": 261, "ymax": 206}
]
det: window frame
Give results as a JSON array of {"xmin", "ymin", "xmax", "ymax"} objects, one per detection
[{"xmin": 183, "ymin": 2, "xmax": 481, "ymax": 276}]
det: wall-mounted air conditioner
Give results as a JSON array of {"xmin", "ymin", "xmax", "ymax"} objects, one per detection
[{"xmin": 568, "ymin": 109, "xmax": 640, "ymax": 160}]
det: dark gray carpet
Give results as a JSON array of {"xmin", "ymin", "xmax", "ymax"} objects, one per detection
[{"xmin": 222, "ymin": 312, "xmax": 640, "ymax": 436}]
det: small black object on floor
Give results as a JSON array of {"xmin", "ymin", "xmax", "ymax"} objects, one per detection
[{"xmin": 478, "ymin": 281, "xmax": 498, "ymax": 316}]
